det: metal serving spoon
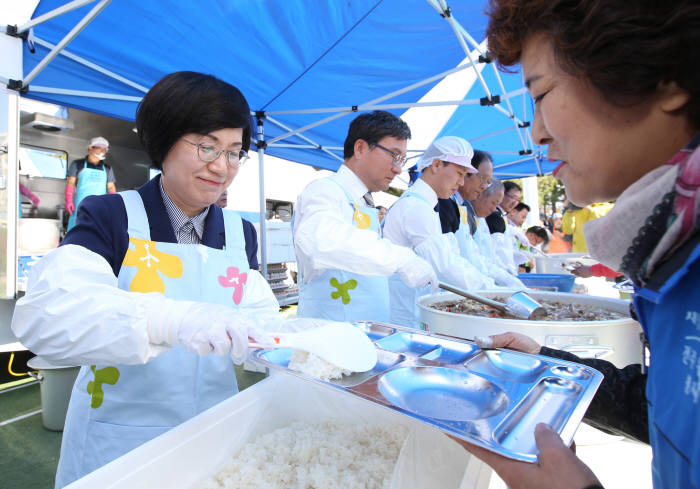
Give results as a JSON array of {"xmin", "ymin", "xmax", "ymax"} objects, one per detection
[{"xmin": 438, "ymin": 282, "xmax": 547, "ymax": 320}]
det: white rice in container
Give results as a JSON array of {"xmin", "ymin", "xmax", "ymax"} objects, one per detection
[
  {"xmin": 194, "ymin": 420, "xmax": 408, "ymax": 489},
  {"xmin": 288, "ymin": 350, "xmax": 352, "ymax": 381}
]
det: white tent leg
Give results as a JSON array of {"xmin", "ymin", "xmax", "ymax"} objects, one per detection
[
  {"xmin": 522, "ymin": 176, "xmax": 540, "ymax": 227},
  {"xmin": 256, "ymin": 116, "xmax": 267, "ymax": 278}
]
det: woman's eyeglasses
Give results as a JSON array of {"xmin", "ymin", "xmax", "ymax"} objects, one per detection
[{"xmin": 183, "ymin": 139, "xmax": 248, "ymax": 169}]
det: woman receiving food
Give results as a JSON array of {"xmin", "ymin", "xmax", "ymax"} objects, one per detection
[
  {"xmin": 455, "ymin": 1, "xmax": 700, "ymax": 488},
  {"xmin": 11, "ymin": 71, "xmax": 322, "ymax": 488}
]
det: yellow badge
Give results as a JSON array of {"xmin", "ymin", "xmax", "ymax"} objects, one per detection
[{"xmin": 353, "ymin": 204, "xmax": 371, "ymax": 229}]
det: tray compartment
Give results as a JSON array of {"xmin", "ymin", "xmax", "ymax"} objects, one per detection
[
  {"xmin": 331, "ymin": 349, "xmax": 406, "ymax": 387},
  {"xmin": 375, "ymin": 332, "xmax": 442, "ymax": 357},
  {"xmin": 377, "ymin": 366, "xmax": 509, "ymax": 421},
  {"xmin": 353, "ymin": 322, "xmax": 397, "ymax": 341},
  {"xmin": 493, "ymin": 376, "xmax": 582, "ymax": 455},
  {"xmin": 466, "ymin": 350, "xmax": 548, "ymax": 383},
  {"xmin": 550, "ymin": 365, "xmax": 590, "ymax": 380},
  {"xmin": 252, "ymin": 348, "xmax": 404, "ymax": 388},
  {"xmin": 419, "ymin": 340, "xmax": 480, "ymax": 364}
]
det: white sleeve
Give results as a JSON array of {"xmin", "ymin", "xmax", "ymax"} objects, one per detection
[
  {"xmin": 11, "ymin": 245, "xmax": 169, "ymax": 366},
  {"xmin": 294, "ymin": 180, "xmax": 414, "ymax": 278},
  {"xmin": 415, "ymin": 233, "xmax": 496, "ymax": 290}
]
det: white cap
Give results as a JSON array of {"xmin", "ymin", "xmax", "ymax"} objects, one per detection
[
  {"xmin": 89, "ymin": 136, "xmax": 109, "ymax": 149},
  {"xmin": 415, "ymin": 136, "xmax": 476, "ymax": 172}
]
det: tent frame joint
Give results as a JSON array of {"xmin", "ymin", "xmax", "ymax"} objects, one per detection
[
  {"xmin": 6, "ymin": 79, "xmax": 27, "ymax": 93},
  {"xmin": 254, "ymin": 110, "xmax": 266, "ymax": 121},
  {"xmin": 518, "ymin": 121, "xmax": 531, "ymax": 128},
  {"xmin": 5, "ymin": 25, "xmax": 28, "ymax": 40},
  {"xmin": 439, "ymin": 6, "xmax": 452, "ymax": 18},
  {"xmin": 478, "ymin": 52, "xmax": 492, "ymax": 63},
  {"xmin": 519, "ymin": 149, "xmax": 533, "ymax": 156},
  {"xmin": 480, "ymin": 95, "xmax": 500, "ymax": 106},
  {"xmin": 351, "ymin": 105, "xmax": 358, "ymax": 112}
]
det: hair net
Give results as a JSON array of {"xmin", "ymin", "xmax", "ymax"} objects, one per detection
[
  {"xmin": 415, "ymin": 136, "xmax": 476, "ymax": 172},
  {"xmin": 89, "ymin": 136, "xmax": 109, "ymax": 148}
]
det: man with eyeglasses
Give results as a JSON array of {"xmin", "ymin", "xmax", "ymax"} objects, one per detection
[
  {"xmin": 293, "ymin": 110, "xmax": 438, "ymax": 324},
  {"xmin": 487, "ymin": 181, "xmax": 532, "ymax": 274},
  {"xmin": 486, "ymin": 180, "xmax": 522, "ymax": 234},
  {"xmin": 382, "ymin": 136, "xmax": 501, "ymax": 327}
]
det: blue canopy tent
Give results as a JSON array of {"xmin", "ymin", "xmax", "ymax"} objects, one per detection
[{"xmin": 4, "ymin": 0, "xmax": 550, "ymax": 270}]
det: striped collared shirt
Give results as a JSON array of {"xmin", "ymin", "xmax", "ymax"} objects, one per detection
[{"xmin": 159, "ymin": 179, "xmax": 209, "ymax": 244}]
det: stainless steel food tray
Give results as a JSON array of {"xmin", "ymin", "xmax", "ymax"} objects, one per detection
[{"xmin": 250, "ymin": 321, "xmax": 603, "ymax": 462}]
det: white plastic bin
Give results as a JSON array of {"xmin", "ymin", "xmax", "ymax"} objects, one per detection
[
  {"xmin": 64, "ymin": 373, "xmax": 492, "ymax": 489},
  {"xmin": 27, "ymin": 356, "xmax": 79, "ymax": 431}
]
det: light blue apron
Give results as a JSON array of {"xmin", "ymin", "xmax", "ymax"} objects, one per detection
[
  {"xmin": 66, "ymin": 161, "xmax": 108, "ymax": 231},
  {"xmin": 387, "ymin": 191, "xmax": 431, "ymax": 329},
  {"xmin": 296, "ymin": 177, "xmax": 390, "ymax": 323},
  {"xmin": 55, "ymin": 190, "xmax": 248, "ymax": 488},
  {"xmin": 454, "ymin": 202, "xmax": 492, "ymax": 273}
]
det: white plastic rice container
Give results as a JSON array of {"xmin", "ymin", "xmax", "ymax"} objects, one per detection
[
  {"xmin": 534, "ymin": 252, "xmax": 596, "ymax": 274},
  {"xmin": 64, "ymin": 373, "xmax": 492, "ymax": 489}
]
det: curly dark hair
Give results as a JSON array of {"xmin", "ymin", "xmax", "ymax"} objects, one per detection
[
  {"xmin": 486, "ymin": 0, "xmax": 700, "ymax": 128},
  {"xmin": 136, "ymin": 71, "xmax": 252, "ymax": 170},
  {"xmin": 343, "ymin": 110, "xmax": 411, "ymax": 159}
]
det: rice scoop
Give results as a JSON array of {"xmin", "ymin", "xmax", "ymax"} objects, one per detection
[{"xmin": 260, "ymin": 323, "xmax": 378, "ymax": 374}]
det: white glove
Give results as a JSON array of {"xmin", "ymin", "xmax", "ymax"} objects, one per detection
[
  {"xmin": 398, "ymin": 255, "xmax": 439, "ymax": 293},
  {"xmin": 491, "ymin": 266, "xmax": 526, "ymax": 289},
  {"xmin": 146, "ymin": 299, "xmax": 272, "ymax": 364}
]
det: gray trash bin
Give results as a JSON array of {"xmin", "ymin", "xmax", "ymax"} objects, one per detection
[{"xmin": 27, "ymin": 356, "xmax": 79, "ymax": 431}]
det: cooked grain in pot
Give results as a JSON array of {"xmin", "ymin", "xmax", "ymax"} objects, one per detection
[{"xmin": 431, "ymin": 298, "xmax": 627, "ymax": 321}]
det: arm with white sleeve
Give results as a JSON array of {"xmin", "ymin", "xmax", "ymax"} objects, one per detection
[
  {"xmin": 11, "ymin": 245, "xmax": 331, "ymax": 367},
  {"xmin": 294, "ymin": 179, "xmax": 436, "ymax": 289},
  {"xmin": 388, "ymin": 198, "xmax": 496, "ymax": 290}
]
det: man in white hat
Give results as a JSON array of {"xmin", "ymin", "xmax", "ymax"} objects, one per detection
[
  {"xmin": 65, "ymin": 136, "xmax": 117, "ymax": 231},
  {"xmin": 382, "ymin": 136, "xmax": 500, "ymax": 328}
]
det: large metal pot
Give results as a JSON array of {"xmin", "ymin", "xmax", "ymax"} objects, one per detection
[{"xmin": 418, "ymin": 290, "xmax": 643, "ymax": 368}]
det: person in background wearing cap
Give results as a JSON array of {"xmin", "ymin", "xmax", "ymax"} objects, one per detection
[
  {"xmin": 65, "ymin": 136, "xmax": 117, "ymax": 231},
  {"xmin": 293, "ymin": 110, "xmax": 438, "ymax": 324},
  {"xmin": 382, "ymin": 136, "xmax": 501, "ymax": 327}
]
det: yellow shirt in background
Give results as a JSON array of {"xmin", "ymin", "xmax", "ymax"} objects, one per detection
[{"xmin": 561, "ymin": 202, "xmax": 614, "ymax": 253}]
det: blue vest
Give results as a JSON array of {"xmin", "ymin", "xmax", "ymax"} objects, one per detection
[{"xmin": 633, "ymin": 239, "xmax": 700, "ymax": 489}]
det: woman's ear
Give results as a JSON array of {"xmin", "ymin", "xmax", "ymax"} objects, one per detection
[{"xmin": 657, "ymin": 80, "xmax": 691, "ymax": 113}]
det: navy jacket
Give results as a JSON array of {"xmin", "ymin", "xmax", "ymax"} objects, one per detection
[
  {"xmin": 61, "ymin": 175, "xmax": 259, "ymax": 276},
  {"xmin": 485, "ymin": 207, "xmax": 506, "ymax": 234},
  {"xmin": 437, "ymin": 197, "xmax": 460, "ymax": 234}
]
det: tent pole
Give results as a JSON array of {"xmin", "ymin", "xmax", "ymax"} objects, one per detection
[
  {"xmin": 22, "ymin": 0, "xmax": 112, "ymax": 88},
  {"xmin": 31, "ymin": 37, "xmax": 148, "ymax": 93},
  {"xmin": 29, "ymin": 85, "xmax": 142, "ymax": 101},
  {"xmin": 15, "ymin": 0, "xmax": 97, "ymax": 32},
  {"xmin": 256, "ymin": 115, "xmax": 267, "ymax": 280},
  {"xmin": 265, "ymin": 115, "xmax": 344, "ymax": 162}
]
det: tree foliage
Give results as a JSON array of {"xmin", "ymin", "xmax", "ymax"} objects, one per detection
[{"xmin": 538, "ymin": 175, "xmax": 566, "ymax": 217}]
